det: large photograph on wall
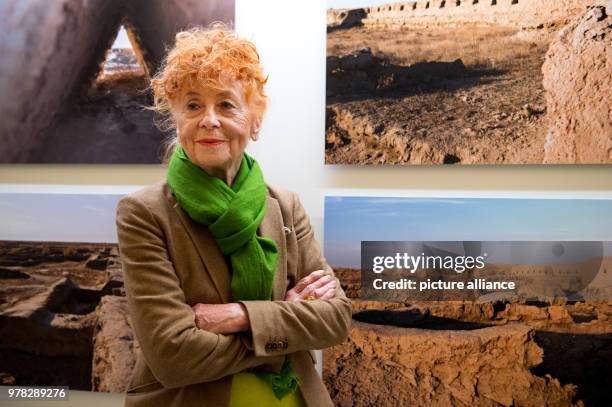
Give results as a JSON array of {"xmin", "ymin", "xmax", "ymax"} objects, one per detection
[
  {"xmin": 0, "ymin": 0, "xmax": 234, "ymax": 164},
  {"xmin": 0, "ymin": 188, "xmax": 137, "ymax": 392},
  {"xmin": 325, "ymin": 0, "xmax": 611, "ymax": 164},
  {"xmin": 323, "ymin": 194, "xmax": 612, "ymax": 406}
]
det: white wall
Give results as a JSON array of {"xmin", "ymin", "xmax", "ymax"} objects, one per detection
[{"xmin": 237, "ymin": 0, "xmax": 329, "ymax": 239}]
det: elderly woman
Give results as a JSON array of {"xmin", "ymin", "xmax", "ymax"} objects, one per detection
[{"xmin": 115, "ymin": 24, "xmax": 351, "ymax": 407}]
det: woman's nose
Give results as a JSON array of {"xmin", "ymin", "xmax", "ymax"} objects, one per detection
[{"xmin": 198, "ymin": 107, "xmax": 221, "ymax": 129}]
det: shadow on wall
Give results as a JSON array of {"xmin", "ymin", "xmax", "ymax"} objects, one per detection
[
  {"xmin": 0, "ymin": 0, "xmax": 235, "ymax": 164},
  {"xmin": 353, "ymin": 308, "xmax": 492, "ymax": 329}
]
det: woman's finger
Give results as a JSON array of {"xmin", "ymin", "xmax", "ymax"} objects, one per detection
[
  {"xmin": 304, "ymin": 278, "xmax": 337, "ymax": 299},
  {"xmin": 293, "ymin": 270, "xmax": 326, "ymax": 293},
  {"xmin": 303, "ymin": 275, "xmax": 333, "ymax": 293},
  {"xmin": 298, "ymin": 285, "xmax": 316, "ymax": 299},
  {"xmin": 314, "ymin": 280, "xmax": 337, "ymax": 298},
  {"xmin": 318, "ymin": 287, "xmax": 337, "ymax": 300}
]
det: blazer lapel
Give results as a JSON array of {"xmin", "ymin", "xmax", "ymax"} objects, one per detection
[
  {"xmin": 258, "ymin": 195, "xmax": 288, "ymax": 301},
  {"xmin": 168, "ymin": 189, "xmax": 231, "ymax": 303}
]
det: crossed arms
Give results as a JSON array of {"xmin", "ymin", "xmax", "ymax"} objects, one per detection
[{"xmin": 116, "ymin": 192, "xmax": 351, "ymax": 388}]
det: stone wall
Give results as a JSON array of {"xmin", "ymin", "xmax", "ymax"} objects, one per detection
[{"xmin": 328, "ymin": 0, "xmax": 596, "ymax": 30}]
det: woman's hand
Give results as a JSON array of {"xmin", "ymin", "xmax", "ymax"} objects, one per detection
[
  {"xmin": 192, "ymin": 303, "xmax": 250, "ymax": 334},
  {"xmin": 192, "ymin": 270, "xmax": 338, "ymax": 333},
  {"xmin": 284, "ymin": 269, "xmax": 337, "ymax": 302}
]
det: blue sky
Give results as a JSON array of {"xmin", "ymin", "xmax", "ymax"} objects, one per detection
[
  {"xmin": 0, "ymin": 193, "xmax": 124, "ymax": 243},
  {"xmin": 111, "ymin": 25, "xmax": 132, "ymax": 49},
  {"xmin": 324, "ymin": 196, "xmax": 612, "ymax": 268}
]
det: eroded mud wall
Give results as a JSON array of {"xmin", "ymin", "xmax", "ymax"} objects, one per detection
[
  {"xmin": 360, "ymin": 0, "xmax": 594, "ymax": 28},
  {"xmin": 325, "ymin": 320, "xmax": 578, "ymax": 406},
  {"xmin": 542, "ymin": 6, "xmax": 612, "ymax": 163}
]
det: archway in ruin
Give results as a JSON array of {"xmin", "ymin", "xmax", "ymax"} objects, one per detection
[
  {"xmin": 41, "ymin": 16, "xmax": 160, "ymax": 165},
  {"xmin": 99, "ymin": 24, "xmax": 146, "ymax": 78},
  {"xmin": 0, "ymin": 0, "xmax": 235, "ymax": 164}
]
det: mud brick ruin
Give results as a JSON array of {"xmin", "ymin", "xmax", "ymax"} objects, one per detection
[
  {"xmin": 330, "ymin": 0, "xmax": 595, "ymax": 29},
  {"xmin": 327, "ymin": 267, "xmax": 612, "ymax": 406},
  {"xmin": 0, "ymin": 241, "xmax": 131, "ymax": 392},
  {"xmin": 326, "ymin": 1, "xmax": 611, "ymax": 164}
]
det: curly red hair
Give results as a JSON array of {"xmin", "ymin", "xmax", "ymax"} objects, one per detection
[{"xmin": 150, "ymin": 23, "xmax": 268, "ymax": 158}]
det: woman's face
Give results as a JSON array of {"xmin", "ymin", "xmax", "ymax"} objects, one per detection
[{"xmin": 171, "ymin": 77, "xmax": 260, "ymax": 182}]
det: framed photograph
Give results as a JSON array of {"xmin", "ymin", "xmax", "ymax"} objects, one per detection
[
  {"xmin": 325, "ymin": 1, "xmax": 611, "ymax": 164},
  {"xmin": 323, "ymin": 190, "xmax": 612, "ymax": 407},
  {"xmin": 0, "ymin": 0, "xmax": 235, "ymax": 163},
  {"xmin": 325, "ymin": 192, "xmax": 612, "ymax": 296},
  {"xmin": 0, "ymin": 185, "xmax": 140, "ymax": 392}
]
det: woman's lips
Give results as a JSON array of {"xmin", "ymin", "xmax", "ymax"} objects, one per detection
[{"xmin": 197, "ymin": 139, "xmax": 225, "ymax": 147}]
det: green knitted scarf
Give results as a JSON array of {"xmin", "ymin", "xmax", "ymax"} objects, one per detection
[{"xmin": 167, "ymin": 145, "xmax": 299, "ymax": 400}]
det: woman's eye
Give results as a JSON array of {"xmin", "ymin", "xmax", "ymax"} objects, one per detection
[
  {"xmin": 220, "ymin": 101, "xmax": 235, "ymax": 109},
  {"xmin": 187, "ymin": 102, "xmax": 199, "ymax": 110}
]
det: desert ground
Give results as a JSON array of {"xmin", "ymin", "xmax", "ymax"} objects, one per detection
[
  {"xmin": 326, "ymin": 23, "xmax": 552, "ymax": 164},
  {"xmin": 326, "ymin": 0, "xmax": 612, "ymax": 165},
  {"xmin": 327, "ymin": 266, "xmax": 612, "ymax": 406}
]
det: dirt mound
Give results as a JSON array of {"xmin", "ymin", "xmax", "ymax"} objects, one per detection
[
  {"xmin": 0, "ymin": 242, "xmax": 130, "ymax": 390},
  {"xmin": 324, "ymin": 320, "xmax": 579, "ymax": 406},
  {"xmin": 542, "ymin": 6, "xmax": 612, "ymax": 163},
  {"xmin": 91, "ymin": 296, "xmax": 138, "ymax": 392}
]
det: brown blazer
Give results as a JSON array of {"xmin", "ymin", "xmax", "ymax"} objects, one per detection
[{"xmin": 115, "ymin": 180, "xmax": 351, "ymax": 407}]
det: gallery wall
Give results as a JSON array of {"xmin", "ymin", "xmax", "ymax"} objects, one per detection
[
  {"xmin": 0, "ymin": 1, "xmax": 610, "ymax": 405},
  {"xmin": 1, "ymin": 0, "xmax": 610, "ymax": 242}
]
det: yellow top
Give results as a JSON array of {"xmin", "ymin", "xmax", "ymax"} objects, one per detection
[{"xmin": 229, "ymin": 372, "xmax": 306, "ymax": 407}]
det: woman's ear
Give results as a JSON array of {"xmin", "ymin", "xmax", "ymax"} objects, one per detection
[{"xmin": 250, "ymin": 116, "xmax": 262, "ymax": 141}]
